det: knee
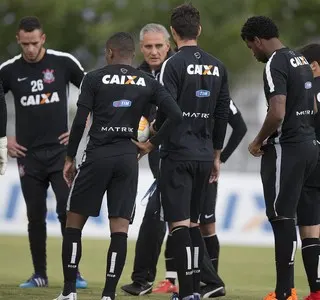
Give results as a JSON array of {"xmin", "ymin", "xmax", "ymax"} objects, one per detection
[
  {"xmin": 109, "ymin": 217, "xmax": 130, "ymax": 234},
  {"xmin": 200, "ymin": 222, "xmax": 216, "ymax": 236}
]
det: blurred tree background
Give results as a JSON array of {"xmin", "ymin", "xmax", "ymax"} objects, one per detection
[
  {"xmin": 0, "ymin": 0, "xmax": 319, "ymax": 78},
  {"xmin": 1, "ymin": 0, "xmax": 320, "ymax": 172}
]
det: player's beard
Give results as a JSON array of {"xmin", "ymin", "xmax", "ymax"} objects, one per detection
[{"xmin": 24, "ymin": 47, "xmax": 44, "ymax": 63}]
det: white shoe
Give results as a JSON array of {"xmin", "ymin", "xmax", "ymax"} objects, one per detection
[
  {"xmin": 101, "ymin": 297, "xmax": 112, "ymax": 300},
  {"xmin": 53, "ymin": 292, "xmax": 77, "ymax": 300}
]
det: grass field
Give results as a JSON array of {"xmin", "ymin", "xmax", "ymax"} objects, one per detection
[{"xmin": 0, "ymin": 235, "xmax": 310, "ymax": 300}]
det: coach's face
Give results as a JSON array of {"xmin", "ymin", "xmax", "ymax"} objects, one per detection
[
  {"xmin": 17, "ymin": 29, "xmax": 46, "ymax": 62},
  {"xmin": 140, "ymin": 32, "xmax": 170, "ymax": 70},
  {"xmin": 245, "ymin": 37, "xmax": 269, "ymax": 63}
]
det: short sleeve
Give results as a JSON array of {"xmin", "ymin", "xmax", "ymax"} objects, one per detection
[
  {"xmin": 77, "ymin": 73, "xmax": 95, "ymax": 110},
  {"xmin": 264, "ymin": 53, "xmax": 288, "ymax": 100}
]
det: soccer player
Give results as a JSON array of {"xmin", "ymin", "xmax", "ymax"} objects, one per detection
[
  {"xmin": 150, "ymin": 4, "xmax": 231, "ymax": 300},
  {"xmin": 122, "ymin": 98, "xmax": 246, "ymax": 297},
  {"xmin": 0, "ymin": 16, "xmax": 87, "ymax": 288},
  {"xmin": 241, "ymin": 16, "xmax": 318, "ymax": 300},
  {"xmin": 297, "ymin": 43, "xmax": 320, "ymax": 300},
  {"xmin": 121, "ymin": 23, "xmax": 176, "ymax": 296},
  {"xmin": 0, "ymin": 79, "xmax": 7, "ymax": 175},
  {"xmin": 53, "ymin": 32, "xmax": 182, "ymax": 300}
]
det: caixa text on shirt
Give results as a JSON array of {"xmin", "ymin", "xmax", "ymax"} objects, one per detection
[
  {"xmin": 102, "ymin": 74, "xmax": 146, "ymax": 86},
  {"xmin": 183, "ymin": 112, "xmax": 210, "ymax": 118},
  {"xmin": 101, "ymin": 126, "xmax": 134, "ymax": 132},
  {"xmin": 187, "ymin": 64, "xmax": 220, "ymax": 76},
  {"xmin": 20, "ymin": 92, "xmax": 60, "ymax": 106}
]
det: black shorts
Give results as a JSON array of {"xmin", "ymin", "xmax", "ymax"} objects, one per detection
[
  {"xmin": 68, "ymin": 149, "xmax": 138, "ymax": 219},
  {"xmin": 199, "ymin": 182, "xmax": 217, "ymax": 224},
  {"xmin": 297, "ymin": 145, "xmax": 320, "ymax": 226},
  {"xmin": 260, "ymin": 140, "xmax": 318, "ymax": 220},
  {"xmin": 159, "ymin": 157, "xmax": 212, "ymax": 223}
]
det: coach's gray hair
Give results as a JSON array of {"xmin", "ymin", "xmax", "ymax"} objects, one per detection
[{"xmin": 139, "ymin": 23, "xmax": 170, "ymax": 42}]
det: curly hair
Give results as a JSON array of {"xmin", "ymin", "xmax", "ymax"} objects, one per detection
[
  {"xmin": 298, "ymin": 43, "xmax": 320, "ymax": 64},
  {"xmin": 106, "ymin": 32, "xmax": 135, "ymax": 58},
  {"xmin": 241, "ymin": 16, "xmax": 279, "ymax": 41},
  {"xmin": 171, "ymin": 3, "xmax": 200, "ymax": 40}
]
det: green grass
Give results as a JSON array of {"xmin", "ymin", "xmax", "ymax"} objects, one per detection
[{"xmin": 0, "ymin": 235, "xmax": 309, "ymax": 300}]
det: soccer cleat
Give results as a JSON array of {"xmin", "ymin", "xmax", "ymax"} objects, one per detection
[
  {"xmin": 304, "ymin": 291, "xmax": 320, "ymax": 300},
  {"xmin": 193, "ymin": 293, "xmax": 201, "ymax": 300},
  {"xmin": 76, "ymin": 272, "xmax": 88, "ymax": 289},
  {"xmin": 152, "ymin": 279, "xmax": 178, "ymax": 293},
  {"xmin": 264, "ymin": 291, "xmax": 294, "ymax": 300},
  {"xmin": 171, "ymin": 293, "xmax": 180, "ymax": 300},
  {"xmin": 53, "ymin": 292, "xmax": 77, "ymax": 300},
  {"xmin": 19, "ymin": 273, "xmax": 48, "ymax": 288},
  {"xmin": 292, "ymin": 288, "xmax": 298, "ymax": 300},
  {"xmin": 121, "ymin": 281, "xmax": 153, "ymax": 296},
  {"xmin": 200, "ymin": 284, "xmax": 226, "ymax": 298}
]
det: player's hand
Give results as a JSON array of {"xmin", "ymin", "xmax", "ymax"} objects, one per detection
[
  {"xmin": 63, "ymin": 157, "xmax": 76, "ymax": 187},
  {"xmin": 131, "ymin": 139, "xmax": 155, "ymax": 160},
  {"xmin": 0, "ymin": 136, "xmax": 8, "ymax": 175},
  {"xmin": 149, "ymin": 120, "xmax": 157, "ymax": 136},
  {"xmin": 58, "ymin": 131, "xmax": 70, "ymax": 146},
  {"xmin": 209, "ymin": 158, "xmax": 220, "ymax": 183},
  {"xmin": 7, "ymin": 136, "xmax": 27, "ymax": 158},
  {"xmin": 248, "ymin": 139, "xmax": 264, "ymax": 157}
]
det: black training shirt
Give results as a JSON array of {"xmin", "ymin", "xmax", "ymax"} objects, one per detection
[
  {"xmin": 156, "ymin": 45, "xmax": 230, "ymax": 161},
  {"xmin": 263, "ymin": 47, "xmax": 315, "ymax": 144},
  {"xmin": 67, "ymin": 64, "xmax": 182, "ymax": 158},
  {"xmin": 0, "ymin": 49, "xmax": 85, "ymax": 150}
]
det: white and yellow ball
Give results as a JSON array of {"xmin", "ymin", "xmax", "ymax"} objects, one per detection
[{"xmin": 137, "ymin": 116, "xmax": 150, "ymax": 142}]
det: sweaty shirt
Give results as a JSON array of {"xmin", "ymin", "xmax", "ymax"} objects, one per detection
[
  {"xmin": 156, "ymin": 45, "xmax": 230, "ymax": 161},
  {"xmin": 67, "ymin": 64, "xmax": 182, "ymax": 158},
  {"xmin": 0, "ymin": 49, "xmax": 85, "ymax": 150},
  {"xmin": 263, "ymin": 47, "xmax": 315, "ymax": 144}
]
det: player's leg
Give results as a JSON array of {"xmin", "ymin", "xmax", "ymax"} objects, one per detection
[
  {"xmin": 161, "ymin": 158, "xmax": 194, "ymax": 300},
  {"xmin": 17, "ymin": 156, "xmax": 49, "ymax": 288},
  {"xmin": 261, "ymin": 141, "xmax": 317, "ymax": 300},
  {"xmin": 102, "ymin": 154, "xmax": 139, "ymax": 300},
  {"xmin": 200, "ymin": 182, "xmax": 220, "ymax": 272},
  {"xmin": 122, "ymin": 184, "xmax": 167, "ymax": 295},
  {"xmin": 54, "ymin": 150, "xmax": 110, "ymax": 300},
  {"xmin": 49, "ymin": 149, "xmax": 88, "ymax": 289},
  {"xmin": 297, "ymin": 150, "xmax": 320, "ymax": 300},
  {"xmin": 189, "ymin": 161, "xmax": 214, "ymax": 299},
  {"xmin": 152, "ymin": 231, "xmax": 179, "ymax": 294},
  {"xmin": 199, "ymin": 182, "xmax": 225, "ymax": 298}
]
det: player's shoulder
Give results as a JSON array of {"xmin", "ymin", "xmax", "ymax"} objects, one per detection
[
  {"xmin": 267, "ymin": 48, "xmax": 294, "ymax": 68},
  {"xmin": 46, "ymin": 49, "xmax": 83, "ymax": 70},
  {"xmin": 0, "ymin": 54, "xmax": 22, "ymax": 72}
]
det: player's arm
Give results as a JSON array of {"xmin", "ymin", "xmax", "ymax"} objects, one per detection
[
  {"xmin": 65, "ymin": 54, "xmax": 85, "ymax": 88},
  {"xmin": 154, "ymin": 58, "xmax": 178, "ymax": 131},
  {"xmin": 148, "ymin": 82, "xmax": 183, "ymax": 146},
  {"xmin": 0, "ymin": 78, "xmax": 7, "ymax": 175},
  {"xmin": 220, "ymin": 99, "xmax": 247, "ymax": 163},
  {"xmin": 210, "ymin": 66, "xmax": 230, "ymax": 183},
  {"xmin": 212, "ymin": 67, "xmax": 231, "ymax": 160},
  {"xmin": 66, "ymin": 74, "xmax": 94, "ymax": 161},
  {"xmin": 0, "ymin": 78, "xmax": 6, "ymax": 139},
  {"xmin": 249, "ymin": 55, "xmax": 287, "ymax": 156}
]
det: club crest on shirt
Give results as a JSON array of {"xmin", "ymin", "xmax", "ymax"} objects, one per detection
[{"xmin": 42, "ymin": 69, "xmax": 55, "ymax": 84}]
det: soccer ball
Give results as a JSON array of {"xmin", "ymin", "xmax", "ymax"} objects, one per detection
[{"xmin": 137, "ymin": 116, "xmax": 150, "ymax": 142}]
